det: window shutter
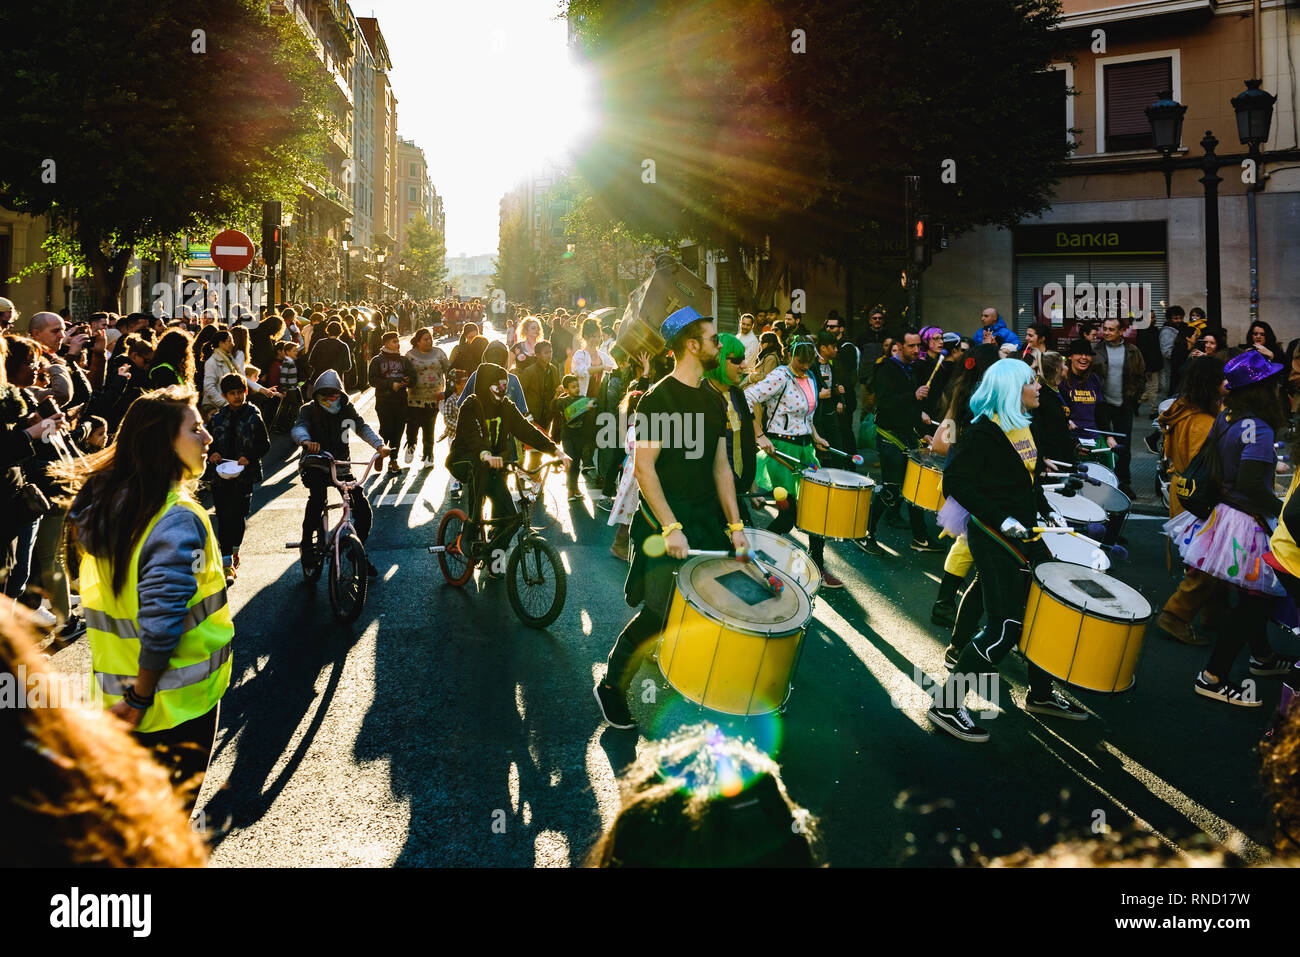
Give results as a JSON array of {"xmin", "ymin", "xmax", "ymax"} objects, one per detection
[{"xmin": 1104, "ymin": 58, "xmax": 1172, "ymax": 149}]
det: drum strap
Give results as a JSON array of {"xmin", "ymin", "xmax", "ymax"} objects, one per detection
[
  {"xmin": 970, "ymin": 515, "xmax": 1031, "ymax": 567},
  {"xmin": 876, "ymin": 427, "xmax": 908, "ymax": 452}
]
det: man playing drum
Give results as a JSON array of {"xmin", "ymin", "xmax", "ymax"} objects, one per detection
[{"xmin": 594, "ymin": 307, "xmax": 751, "ymax": 730}]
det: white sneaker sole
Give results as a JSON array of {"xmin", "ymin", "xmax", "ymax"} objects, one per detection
[
  {"xmin": 1194, "ymin": 684, "xmax": 1261, "ymax": 707},
  {"xmin": 1026, "ymin": 701, "xmax": 1089, "ymax": 721},
  {"xmin": 927, "ymin": 709, "xmax": 989, "ymax": 743}
]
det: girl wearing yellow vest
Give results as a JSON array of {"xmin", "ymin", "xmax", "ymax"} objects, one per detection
[{"xmin": 67, "ymin": 386, "xmax": 232, "ymax": 811}]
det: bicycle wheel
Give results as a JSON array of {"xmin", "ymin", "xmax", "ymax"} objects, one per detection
[
  {"xmin": 437, "ymin": 508, "xmax": 476, "ymax": 586},
  {"xmin": 328, "ymin": 533, "xmax": 369, "ymax": 624},
  {"xmin": 506, "ymin": 535, "xmax": 566, "ymax": 628},
  {"xmin": 301, "ymin": 522, "xmax": 325, "ymax": 583}
]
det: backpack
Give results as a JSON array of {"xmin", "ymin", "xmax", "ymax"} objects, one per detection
[{"xmin": 1174, "ymin": 417, "xmax": 1225, "ymax": 520}]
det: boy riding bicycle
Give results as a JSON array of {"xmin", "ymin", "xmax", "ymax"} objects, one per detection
[
  {"xmin": 446, "ymin": 362, "xmax": 570, "ymax": 574},
  {"xmin": 291, "ymin": 369, "xmax": 390, "ymax": 576}
]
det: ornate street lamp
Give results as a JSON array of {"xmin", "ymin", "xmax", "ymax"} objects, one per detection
[
  {"xmin": 1145, "ymin": 89, "xmax": 1186, "ymax": 198},
  {"xmin": 1231, "ymin": 78, "xmax": 1276, "ymax": 155}
]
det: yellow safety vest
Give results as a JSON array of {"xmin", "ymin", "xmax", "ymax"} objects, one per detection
[{"xmin": 80, "ymin": 488, "xmax": 234, "ymax": 734}]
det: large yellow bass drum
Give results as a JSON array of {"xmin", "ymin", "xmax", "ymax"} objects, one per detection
[
  {"xmin": 1019, "ymin": 562, "xmax": 1150, "ymax": 693},
  {"xmin": 796, "ymin": 467, "xmax": 873, "ymax": 540},
  {"xmin": 659, "ymin": 555, "xmax": 812, "ymax": 715}
]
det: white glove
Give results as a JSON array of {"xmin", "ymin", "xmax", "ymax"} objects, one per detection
[{"xmin": 1000, "ymin": 516, "xmax": 1031, "ymax": 540}]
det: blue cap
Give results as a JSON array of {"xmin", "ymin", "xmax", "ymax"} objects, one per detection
[{"xmin": 659, "ymin": 305, "xmax": 710, "ymax": 345}]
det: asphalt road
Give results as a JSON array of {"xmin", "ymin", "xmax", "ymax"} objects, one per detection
[{"xmin": 47, "ymin": 330, "xmax": 1291, "ymax": 866}]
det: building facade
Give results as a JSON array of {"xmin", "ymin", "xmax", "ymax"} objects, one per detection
[{"xmin": 922, "ymin": 0, "xmax": 1300, "ymax": 342}]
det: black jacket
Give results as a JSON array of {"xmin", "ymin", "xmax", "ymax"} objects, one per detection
[
  {"xmin": 307, "ymin": 336, "xmax": 353, "ymax": 380},
  {"xmin": 944, "ymin": 416, "xmax": 1050, "ymax": 533},
  {"xmin": 873, "ymin": 356, "xmax": 925, "ymax": 443},
  {"xmin": 1030, "ymin": 387, "xmax": 1077, "ymax": 465},
  {"xmin": 449, "ymin": 394, "xmax": 556, "ymax": 466}
]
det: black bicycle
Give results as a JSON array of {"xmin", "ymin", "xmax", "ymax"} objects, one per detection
[
  {"xmin": 430, "ymin": 459, "xmax": 567, "ymax": 628},
  {"xmin": 287, "ymin": 451, "xmax": 381, "ymax": 624}
]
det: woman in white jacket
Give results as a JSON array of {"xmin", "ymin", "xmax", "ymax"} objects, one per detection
[{"xmin": 202, "ymin": 332, "xmax": 239, "ymax": 415}]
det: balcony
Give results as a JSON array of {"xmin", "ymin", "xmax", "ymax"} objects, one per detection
[{"xmin": 303, "ymin": 178, "xmax": 354, "ymax": 218}]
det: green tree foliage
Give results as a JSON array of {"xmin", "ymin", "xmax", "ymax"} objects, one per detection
[
  {"xmin": 0, "ymin": 0, "xmax": 330, "ymax": 309},
  {"xmin": 492, "ymin": 201, "xmax": 539, "ymax": 304},
  {"xmin": 565, "ymin": 0, "xmax": 1071, "ymax": 313},
  {"xmin": 400, "ymin": 218, "xmax": 449, "ymax": 299}
]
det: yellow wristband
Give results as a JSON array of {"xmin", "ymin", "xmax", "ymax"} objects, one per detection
[
  {"xmin": 662, "ymin": 522, "xmax": 683, "ymax": 536},
  {"xmin": 725, "ymin": 522, "xmax": 744, "ymax": 533}
]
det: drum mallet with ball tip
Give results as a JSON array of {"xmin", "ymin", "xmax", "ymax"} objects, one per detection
[
  {"xmin": 824, "ymin": 446, "xmax": 866, "ymax": 466},
  {"xmin": 642, "ymin": 536, "xmax": 784, "ymax": 595}
]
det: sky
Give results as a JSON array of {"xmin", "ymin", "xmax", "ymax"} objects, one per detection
[{"xmin": 358, "ymin": 0, "xmax": 596, "ymax": 259}]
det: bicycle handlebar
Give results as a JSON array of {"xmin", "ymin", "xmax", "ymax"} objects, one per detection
[
  {"xmin": 301, "ymin": 450, "xmax": 384, "ymax": 486},
  {"xmin": 508, "ymin": 457, "xmax": 564, "ymax": 478}
]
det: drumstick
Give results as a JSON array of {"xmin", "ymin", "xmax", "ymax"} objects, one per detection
[
  {"xmin": 823, "ymin": 445, "xmax": 866, "ymax": 466},
  {"xmin": 645, "ymin": 539, "xmax": 784, "ymax": 594},
  {"xmin": 765, "ymin": 446, "xmax": 804, "ymax": 469},
  {"xmin": 1079, "ymin": 427, "xmax": 1126, "ymax": 438},
  {"xmin": 923, "ymin": 352, "xmax": 946, "ymax": 389}
]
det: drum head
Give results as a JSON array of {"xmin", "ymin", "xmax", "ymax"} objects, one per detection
[
  {"xmin": 1033, "ymin": 561, "xmax": 1151, "ymax": 622},
  {"xmin": 1082, "ymin": 463, "xmax": 1119, "ymax": 488},
  {"xmin": 678, "ymin": 555, "xmax": 812, "ymax": 635},
  {"xmin": 1045, "ymin": 533, "xmax": 1110, "ymax": 571},
  {"xmin": 743, "ymin": 527, "xmax": 821, "ymax": 598},
  {"xmin": 1046, "ymin": 489, "xmax": 1106, "ymax": 523},
  {"xmin": 1079, "ymin": 481, "xmax": 1130, "ymax": 515},
  {"xmin": 907, "ymin": 450, "xmax": 946, "ymax": 471},
  {"xmin": 809, "ymin": 467, "xmax": 873, "ymax": 488}
]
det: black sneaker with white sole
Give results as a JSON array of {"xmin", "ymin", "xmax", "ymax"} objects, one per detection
[
  {"xmin": 855, "ymin": 535, "xmax": 885, "ymax": 556},
  {"xmin": 1250, "ymin": 654, "xmax": 1299, "ymax": 677},
  {"xmin": 594, "ymin": 681, "xmax": 637, "ymax": 729},
  {"xmin": 1026, "ymin": 688, "xmax": 1089, "ymax": 720},
  {"xmin": 1194, "ymin": 672, "xmax": 1261, "ymax": 707},
  {"xmin": 943, "ymin": 644, "xmax": 961, "ymax": 671},
  {"xmin": 927, "ymin": 705, "xmax": 990, "ymax": 743},
  {"xmin": 911, "ymin": 538, "xmax": 945, "ymax": 553},
  {"xmin": 54, "ymin": 614, "xmax": 87, "ymax": 642}
]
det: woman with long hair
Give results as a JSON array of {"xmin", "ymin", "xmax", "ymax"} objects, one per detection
[
  {"xmin": 1156, "ymin": 353, "xmax": 1228, "ymax": 645},
  {"xmin": 571, "ymin": 317, "xmax": 614, "ymax": 398},
  {"xmin": 743, "ymin": 331, "xmax": 783, "ymax": 387},
  {"xmin": 229, "ymin": 325, "xmax": 278, "ymax": 403},
  {"xmin": 930, "ymin": 359, "xmax": 1088, "ymax": 742},
  {"xmin": 66, "ymin": 386, "xmax": 232, "ymax": 809},
  {"xmin": 148, "ymin": 329, "xmax": 195, "ymax": 390},
  {"xmin": 191, "ymin": 324, "xmax": 222, "ymax": 389},
  {"xmin": 1242, "ymin": 320, "xmax": 1281, "ymax": 362},
  {"xmin": 1165, "ymin": 352, "xmax": 1298, "ymax": 705},
  {"xmin": 201, "ymin": 330, "xmax": 237, "ymax": 414}
]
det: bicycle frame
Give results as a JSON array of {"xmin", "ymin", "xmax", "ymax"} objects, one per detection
[
  {"xmin": 431, "ymin": 458, "xmax": 563, "ymax": 560},
  {"xmin": 293, "ymin": 451, "xmax": 381, "ymax": 574}
]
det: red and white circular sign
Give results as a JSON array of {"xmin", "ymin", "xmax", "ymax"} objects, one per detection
[{"xmin": 210, "ymin": 229, "xmax": 255, "ymax": 272}]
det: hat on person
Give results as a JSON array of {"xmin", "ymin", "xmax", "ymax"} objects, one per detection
[
  {"xmin": 659, "ymin": 306, "xmax": 712, "ymax": 346},
  {"xmin": 1065, "ymin": 338, "xmax": 1094, "ymax": 358},
  {"xmin": 1224, "ymin": 349, "xmax": 1284, "ymax": 390},
  {"xmin": 0, "ymin": 297, "xmax": 14, "ymax": 313}
]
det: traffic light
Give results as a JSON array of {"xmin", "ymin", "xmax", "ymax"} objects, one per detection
[
  {"xmin": 912, "ymin": 216, "xmax": 931, "ymax": 269},
  {"xmin": 261, "ymin": 201, "xmax": 282, "ymax": 269}
]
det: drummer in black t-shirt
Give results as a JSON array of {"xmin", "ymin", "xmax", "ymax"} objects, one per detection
[{"xmin": 594, "ymin": 307, "xmax": 751, "ymax": 730}]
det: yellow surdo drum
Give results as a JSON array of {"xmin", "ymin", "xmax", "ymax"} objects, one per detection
[
  {"xmin": 796, "ymin": 468, "xmax": 873, "ymax": 540},
  {"xmin": 659, "ymin": 555, "xmax": 813, "ymax": 715},
  {"xmin": 742, "ymin": 527, "xmax": 821, "ymax": 600},
  {"xmin": 902, "ymin": 450, "xmax": 946, "ymax": 512},
  {"xmin": 1019, "ymin": 562, "xmax": 1151, "ymax": 693}
]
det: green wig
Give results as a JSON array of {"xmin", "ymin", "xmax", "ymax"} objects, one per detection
[{"xmin": 705, "ymin": 332, "xmax": 746, "ymax": 385}]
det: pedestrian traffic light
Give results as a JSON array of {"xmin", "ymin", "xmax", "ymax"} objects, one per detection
[
  {"xmin": 262, "ymin": 201, "xmax": 282, "ymax": 269},
  {"xmin": 912, "ymin": 216, "xmax": 931, "ymax": 269}
]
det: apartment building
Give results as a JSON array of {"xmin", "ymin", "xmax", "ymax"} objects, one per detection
[
  {"xmin": 395, "ymin": 137, "xmax": 435, "ymax": 251},
  {"xmin": 923, "ymin": 0, "xmax": 1300, "ymax": 341}
]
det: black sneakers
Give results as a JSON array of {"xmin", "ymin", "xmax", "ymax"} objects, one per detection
[
  {"xmin": 1026, "ymin": 688, "xmax": 1089, "ymax": 721},
  {"xmin": 1250, "ymin": 654, "xmax": 1299, "ymax": 677},
  {"xmin": 927, "ymin": 705, "xmax": 990, "ymax": 743},
  {"xmin": 942, "ymin": 644, "xmax": 962, "ymax": 671},
  {"xmin": 911, "ymin": 539, "xmax": 945, "ymax": 553},
  {"xmin": 931, "ymin": 598, "xmax": 956, "ymax": 628},
  {"xmin": 855, "ymin": 535, "xmax": 885, "ymax": 556},
  {"xmin": 1194, "ymin": 672, "xmax": 1261, "ymax": 707},
  {"xmin": 593, "ymin": 681, "xmax": 636, "ymax": 729}
]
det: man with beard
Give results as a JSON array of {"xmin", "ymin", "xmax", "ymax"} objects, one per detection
[{"xmin": 594, "ymin": 307, "xmax": 750, "ymax": 730}]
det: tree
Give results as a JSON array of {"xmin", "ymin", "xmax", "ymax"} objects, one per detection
[
  {"xmin": 283, "ymin": 234, "xmax": 341, "ymax": 303},
  {"xmin": 0, "ymin": 0, "xmax": 330, "ymax": 309},
  {"xmin": 399, "ymin": 218, "xmax": 448, "ymax": 299},
  {"xmin": 565, "ymin": 0, "xmax": 1072, "ymax": 315},
  {"xmin": 492, "ymin": 200, "xmax": 539, "ymax": 305}
]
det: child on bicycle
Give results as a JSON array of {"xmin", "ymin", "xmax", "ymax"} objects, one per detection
[
  {"xmin": 446, "ymin": 362, "xmax": 570, "ymax": 573},
  {"xmin": 205, "ymin": 373, "xmax": 271, "ymax": 585},
  {"xmin": 291, "ymin": 369, "xmax": 389, "ymax": 576}
]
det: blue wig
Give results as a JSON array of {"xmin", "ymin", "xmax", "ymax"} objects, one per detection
[{"xmin": 968, "ymin": 358, "xmax": 1035, "ymax": 432}]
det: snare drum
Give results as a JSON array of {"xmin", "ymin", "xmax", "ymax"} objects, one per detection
[
  {"xmin": 903, "ymin": 450, "xmax": 946, "ymax": 512},
  {"xmin": 1019, "ymin": 562, "xmax": 1150, "ymax": 693},
  {"xmin": 659, "ymin": 555, "xmax": 813, "ymax": 715},
  {"xmin": 1082, "ymin": 462, "xmax": 1119, "ymax": 488},
  {"xmin": 743, "ymin": 527, "xmax": 821, "ymax": 600},
  {"xmin": 1045, "ymin": 489, "xmax": 1106, "ymax": 526},
  {"xmin": 1044, "ymin": 533, "xmax": 1110, "ymax": 571},
  {"xmin": 797, "ymin": 468, "xmax": 873, "ymax": 540}
]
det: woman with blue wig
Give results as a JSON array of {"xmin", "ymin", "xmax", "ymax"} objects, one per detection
[{"xmin": 928, "ymin": 358, "xmax": 1089, "ymax": 742}]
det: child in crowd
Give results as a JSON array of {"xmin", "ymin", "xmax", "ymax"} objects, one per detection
[
  {"xmin": 439, "ymin": 369, "xmax": 470, "ymax": 497},
  {"xmin": 271, "ymin": 340, "xmax": 302, "ymax": 433},
  {"xmin": 76, "ymin": 415, "xmax": 108, "ymax": 455},
  {"xmin": 205, "ymin": 373, "xmax": 271, "ymax": 585},
  {"xmin": 553, "ymin": 373, "xmax": 593, "ymax": 501}
]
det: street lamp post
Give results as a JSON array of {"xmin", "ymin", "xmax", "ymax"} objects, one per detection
[
  {"xmin": 1148, "ymin": 81, "xmax": 1276, "ymax": 327},
  {"xmin": 341, "ymin": 230, "xmax": 353, "ymax": 302}
]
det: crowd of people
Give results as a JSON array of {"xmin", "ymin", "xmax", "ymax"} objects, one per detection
[{"xmin": 2, "ymin": 285, "xmax": 1299, "ymax": 866}]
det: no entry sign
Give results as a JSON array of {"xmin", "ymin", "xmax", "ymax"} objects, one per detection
[{"xmin": 210, "ymin": 229, "xmax": 256, "ymax": 272}]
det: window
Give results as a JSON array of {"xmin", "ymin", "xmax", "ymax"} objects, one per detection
[
  {"xmin": 1101, "ymin": 56, "xmax": 1173, "ymax": 152},
  {"xmin": 409, "ymin": 162, "xmax": 418, "ymax": 177},
  {"xmin": 408, "ymin": 186, "xmax": 418, "ymax": 202}
]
